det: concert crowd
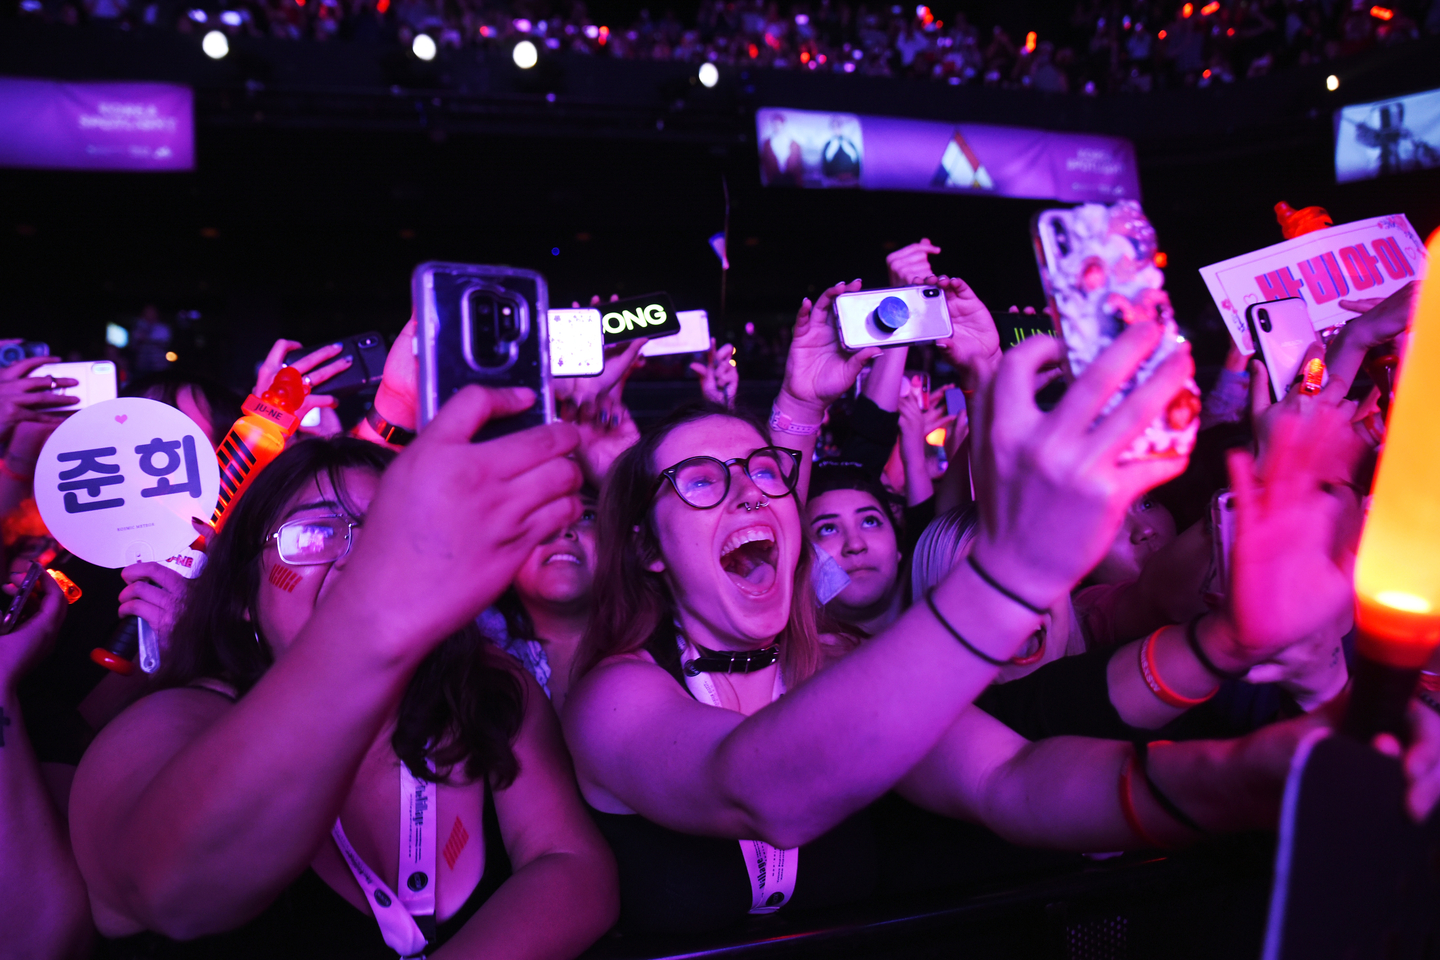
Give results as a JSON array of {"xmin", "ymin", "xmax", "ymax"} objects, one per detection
[
  {"xmin": 1, "ymin": 233, "xmax": 1438, "ymax": 958},
  {"xmin": 17, "ymin": 0, "xmax": 1440, "ymax": 91}
]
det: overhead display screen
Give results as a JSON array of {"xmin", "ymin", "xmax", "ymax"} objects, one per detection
[
  {"xmin": 756, "ymin": 107, "xmax": 1139, "ymax": 202},
  {"xmin": 0, "ymin": 78, "xmax": 194, "ymax": 172},
  {"xmin": 1335, "ymin": 87, "xmax": 1440, "ymax": 184}
]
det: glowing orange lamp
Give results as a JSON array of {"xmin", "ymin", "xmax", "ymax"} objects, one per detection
[{"xmin": 1344, "ymin": 232, "xmax": 1440, "ymax": 740}]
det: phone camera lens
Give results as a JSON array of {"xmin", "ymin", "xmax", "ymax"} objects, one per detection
[
  {"xmin": 922, "ymin": 288, "xmax": 940, "ymax": 298},
  {"xmin": 1257, "ymin": 308, "xmax": 1272, "ymax": 333},
  {"xmin": 0, "ymin": 345, "xmax": 21, "ymax": 366},
  {"xmin": 875, "ymin": 296, "xmax": 910, "ymax": 332}
]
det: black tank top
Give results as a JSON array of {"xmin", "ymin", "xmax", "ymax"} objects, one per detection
[
  {"xmin": 588, "ymin": 632, "xmax": 878, "ymax": 934},
  {"xmin": 101, "ymin": 686, "xmax": 513, "ymax": 960}
]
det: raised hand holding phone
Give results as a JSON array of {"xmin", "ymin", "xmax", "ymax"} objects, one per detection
[
  {"xmin": 253, "ymin": 339, "xmax": 346, "ymax": 423},
  {"xmin": 781, "ymin": 280, "xmax": 883, "ymax": 416},
  {"xmin": 325, "ymin": 386, "xmax": 583, "ymax": 657},
  {"xmin": 967, "ymin": 320, "xmax": 1194, "ymax": 610},
  {"xmin": 926, "ymin": 274, "xmax": 1003, "ymax": 391}
]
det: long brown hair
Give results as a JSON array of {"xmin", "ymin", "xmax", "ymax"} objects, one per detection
[
  {"xmin": 575, "ymin": 404, "xmax": 834, "ymax": 686},
  {"xmin": 162, "ymin": 437, "xmax": 524, "ymax": 787}
]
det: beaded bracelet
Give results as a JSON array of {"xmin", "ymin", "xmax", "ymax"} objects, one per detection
[{"xmin": 1139, "ymin": 628, "xmax": 1218, "ymax": 709}]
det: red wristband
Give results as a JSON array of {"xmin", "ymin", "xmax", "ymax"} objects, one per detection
[{"xmin": 1139, "ymin": 629, "xmax": 1217, "ymax": 708}]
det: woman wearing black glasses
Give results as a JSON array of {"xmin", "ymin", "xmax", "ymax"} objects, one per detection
[
  {"xmin": 562, "ymin": 281, "xmax": 1440, "ymax": 935},
  {"xmin": 70, "ymin": 391, "xmax": 618, "ymax": 959}
]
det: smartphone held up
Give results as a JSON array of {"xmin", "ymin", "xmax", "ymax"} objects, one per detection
[
  {"xmin": 1032, "ymin": 200, "xmax": 1199, "ymax": 461},
  {"xmin": 414, "ymin": 262, "xmax": 553, "ymax": 442},
  {"xmin": 835, "ymin": 285, "xmax": 953, "ymax": 350}
]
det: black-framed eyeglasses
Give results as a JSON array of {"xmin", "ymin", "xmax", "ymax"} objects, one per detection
[
  {"xmin": 262, "ymin": 515, "xmax": 361, "ymax": 566},
  {"xmin": 652, "ymin": 446, "xmax": 802, "ymax": 510}
]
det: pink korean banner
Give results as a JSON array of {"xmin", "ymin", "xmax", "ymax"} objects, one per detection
[
  {"xmin": 1198, "ymin": 214, "xmax": 1427, "ymax": 354},
  {"xmin": 0, "ymin": 77, "xmax": 194, "ymax": 172}
]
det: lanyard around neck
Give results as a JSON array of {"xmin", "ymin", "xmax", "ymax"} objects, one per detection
[
  {"xmin": 676, "ymin": 633, "xmax": 797, "ymax": 915},
  {"xmin": 332, "ymin": 761, "xmax": 438, "ymax": 958}
]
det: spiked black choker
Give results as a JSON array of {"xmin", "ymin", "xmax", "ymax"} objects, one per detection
[{"xmin": 682, "ymin": 641, "xmax": 781, "ymax": 676}]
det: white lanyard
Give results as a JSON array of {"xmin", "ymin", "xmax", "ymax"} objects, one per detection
[
  {"xmin": 332, "ymin": 762, "xmax": 437, "ymax": 958},
  {"xmin": 676, "ymin": 635, "xmax": 798, "ymax": 915}
]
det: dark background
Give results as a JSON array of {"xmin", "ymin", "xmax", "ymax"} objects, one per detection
[{"xmin": 2, "ymin": 17, "xmax": 1438, "ymax": 389}]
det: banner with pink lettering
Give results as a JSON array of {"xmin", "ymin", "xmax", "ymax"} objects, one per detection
[
  {"xmin": 0, "ymin": 78, "xmax": 194, "ymax": 172},
  {"xmin": 1197, "ymin": 214, "xmax": 1427, "ymax": 355}
]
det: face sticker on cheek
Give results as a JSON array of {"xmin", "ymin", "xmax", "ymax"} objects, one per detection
[
  {"xmin": 443, "ymin": 816, "xmax": 470, "ymax": 870},
  {"xmin": 268, "ymin": 563, "xmax": 302, "ymax": 593}
]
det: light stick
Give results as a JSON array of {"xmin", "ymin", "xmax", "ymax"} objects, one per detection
[{"xmin": 1344, "ymin": 234, "xmax": 1440, "ymax": 740}]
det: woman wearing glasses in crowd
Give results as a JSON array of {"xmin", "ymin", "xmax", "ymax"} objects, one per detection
[
  {"xmin": 69, "ymin": 392, "xmax": 618, "ymax": 959},
  {"xmin": 562, "ymin": 280, "xmax": 1440, "ymax": 933}
]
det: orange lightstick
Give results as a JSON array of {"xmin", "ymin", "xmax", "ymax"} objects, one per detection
[
  {"xmin": 1343, "ymin": 232, "xmax": 1440, "ymax": 740},
  {"xmin": 210, "ymin": 366, "xmax": 310, "ymax": 534}
]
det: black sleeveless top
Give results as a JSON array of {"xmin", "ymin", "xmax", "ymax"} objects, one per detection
[
  {"xmin": 101, "ymin": 686, "xmax": 513, "ymax": 960},
  {"xmin": 588, "ymin": 633, "xmax": 878, "ymax": 934}
]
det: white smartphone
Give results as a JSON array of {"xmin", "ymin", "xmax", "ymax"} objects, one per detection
[
  {"xmin": 641, "ymin": 310, "xmax": 712, "ymax": 357},
  {"xmin": 34, "ymin": 360, "xmax": 118, "ymax": 410},
  {"xmin": 835, "ymin": 286, "xmax": 952, "ymax": 350},
  {"xmin": 547, "ymin": 309, "xmax": 605, "ymax": 377},
  {"xmin": 1245, "ymin": 298, "xmax": 1323, "ymax": 401}
]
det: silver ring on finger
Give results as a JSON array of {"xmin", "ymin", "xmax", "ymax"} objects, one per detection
[
  {"xmin": 302, "ymin": 375, "xmax": 313, "ymax": 387},
  {"xmin": 48, "ymin": 376, "xmax": 57, "ymax": 390}
]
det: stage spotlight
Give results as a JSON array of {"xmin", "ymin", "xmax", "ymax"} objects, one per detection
[
  {"xmin": 202, "ymin": 30, "xmax": 229, "ymax": 59},
  {"xmin": 698, "ymin": 62, "xmax": 719, "ymax": 87},
  {"xmin": 413, "ymin": 34, "xmax": 437, "ymax": 60},
  {"xmin": 513, "ymin": 39, "xmax": 538, "ymax": 68},
  {"xmin": 1326, "ymin": 74, "xmax": 1339, "ymax": 91}
]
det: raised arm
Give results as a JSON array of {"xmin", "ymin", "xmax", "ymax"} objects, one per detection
[
  {"xmin": 567, "ymin": 322, "xmax": 1195, "ymax": 848},
  {"xmin": 904, "ymin": 692, "xmax": 1440, "ymax": 851},
  {"xmin": 774, "ymin": 281, "xmax": 883, "ymax": 502},
  {"xmin": 1, "ymin": 573, "xmax": 93, "ymax": 960},
  {"xmin": 71, "ymin": 388, "xmax": 584, "ymax": 938},
  {"xmin": 1106, "ymin": 364, "xmax": 1364, "ymax": 729}
]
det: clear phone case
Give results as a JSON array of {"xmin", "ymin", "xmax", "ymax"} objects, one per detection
[{"xmin": 414, "ymin": 262, "xmax": 552, "ymax": 441}]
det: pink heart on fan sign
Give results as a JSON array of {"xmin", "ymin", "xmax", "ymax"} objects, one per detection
[{"xmin": 115, "ymin": 415, "xmax": 128, "ymax": 424}]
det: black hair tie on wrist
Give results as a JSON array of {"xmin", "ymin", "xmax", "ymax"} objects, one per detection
[
  {"xmin": 1185, "ymin": 615, "xmax": 1248, "ymax": 682},
  {"xmin": 1134, "ymin": 741, "xmax": 1212, "ymax": 838},
  {"xmin": 925, "ymin": 588, "xmax": 1010, "ymax": 667},
  {"xmin": 967, "ymin": 553, "xmax": 1049, "ymax": 616}
]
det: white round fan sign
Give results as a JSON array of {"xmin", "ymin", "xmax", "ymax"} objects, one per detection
[{"xmin": 35, "ymin": 397, "xmax": 220, "ymax": 569}]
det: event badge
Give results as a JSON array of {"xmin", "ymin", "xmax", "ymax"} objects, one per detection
[{"xmin": 35, "ymin": 397, "xmax": 220, "ymax": 569}]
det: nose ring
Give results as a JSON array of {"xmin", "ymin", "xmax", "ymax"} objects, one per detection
[{"xmin": 742, "ymin": 498, "xmax": 770, "ymax": 512}]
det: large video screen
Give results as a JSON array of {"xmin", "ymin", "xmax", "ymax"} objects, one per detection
[
  {"xmin": 0, "ymin": 78, "xmax": 194, "ymax": 172},
  {"xmin": 1335, "ymin": 87, "xmax": 1440, "ymax": 184},
  {"xmin": 755, "ymin": 107, "xmax": 1139, "ymax": 202}
]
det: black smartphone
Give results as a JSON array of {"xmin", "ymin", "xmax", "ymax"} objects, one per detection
[
  {"xmin": 0, "ymin": 341, "xmax": 49, "ymax": 368},
  {"xmin": 0, "ymin": 563, "xmax": 44, "ymax": 636},
  {"xmin": 414, "ymin": 262, "xmax": 552, "ymax": 442},
  {"xmin": 283, "ymin": 332, "xmax": 388, "ymax": 397},
  {"xmin": 600, "ymin": 292, "xmax": 682, "ymax": 345}
]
